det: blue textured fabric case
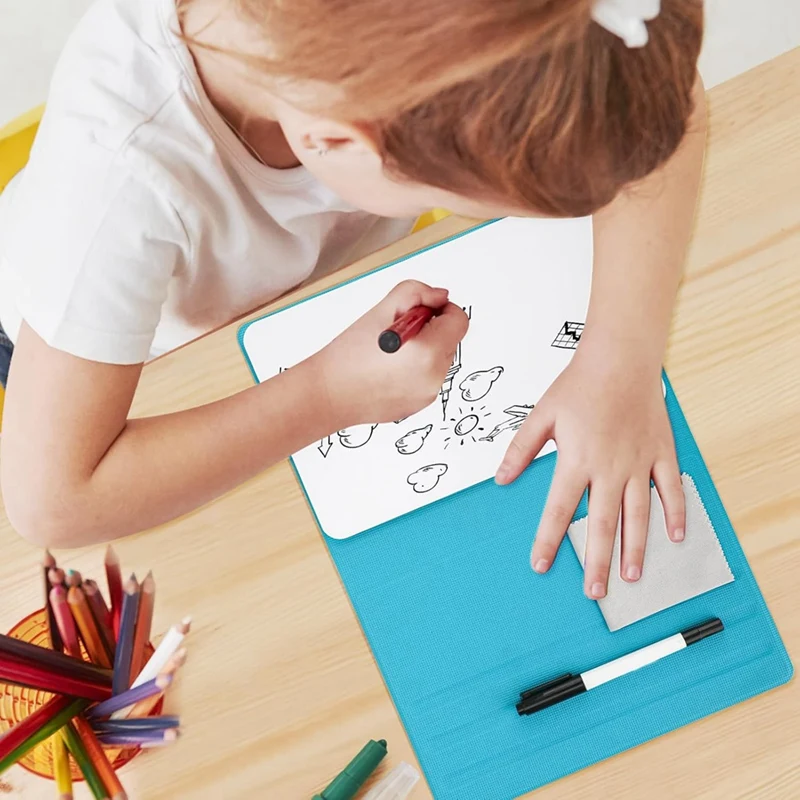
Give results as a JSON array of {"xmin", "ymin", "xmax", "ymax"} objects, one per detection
[{"xmin": 238, "ymin": 237, "xmax": 793, "ymax": 800}]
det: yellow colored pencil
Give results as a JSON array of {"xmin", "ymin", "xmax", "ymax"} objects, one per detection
[{"xmin": 53, "ymin": 730, "xmax": 73, "ymax": 800}]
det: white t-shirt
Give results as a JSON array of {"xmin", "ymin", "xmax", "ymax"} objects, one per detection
[{"xmin": 0, "ymin": 0, "xmax": 412, "ymax": 363}]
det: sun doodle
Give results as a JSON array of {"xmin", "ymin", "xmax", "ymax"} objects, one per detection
[{"xmin": 441, "ymin": 404, "xmax": 492, "ymax": 449}]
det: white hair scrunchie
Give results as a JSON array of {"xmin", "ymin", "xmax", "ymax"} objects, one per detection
[{"xmin": 591, "ymin": 0, "xmax": 661, "ymax": 48}]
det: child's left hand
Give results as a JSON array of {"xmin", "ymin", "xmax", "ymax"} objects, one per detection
[{"xmin": 495, "ymin": 343, "xmax": 685, "ymax": 599}]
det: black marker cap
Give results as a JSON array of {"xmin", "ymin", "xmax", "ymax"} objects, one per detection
[
  {"xmin": 378, "ymin": 330, "xmax": 402, "ymax": 353},
  {"xmin": 681, "ymin": 617, "xmax": 724, "ymax": 646},
  {"xmin": 516, "ymin": 673, "xmax": 587, "ymax": 716}
]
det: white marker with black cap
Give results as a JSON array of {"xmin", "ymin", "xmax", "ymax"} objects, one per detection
[{"xmin": 516, "ymin": 618, "xmax": 724, "ymax": 716}]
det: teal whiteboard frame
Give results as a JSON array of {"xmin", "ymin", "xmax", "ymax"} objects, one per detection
[{"xmin": 239, "ymin": 227, "xmax": 793, "ymax": 799}]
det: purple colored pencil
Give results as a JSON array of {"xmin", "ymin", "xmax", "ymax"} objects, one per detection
[
  {"xmin": 112, "ymin": 575, "xmax": 140, "ymax": 695},
  {"xmin": 86, "ymin": 673, "xmax": 172, "ymax": 719},
  {"xmin": 97, "ymin": 729, "xmax": 178, "ymax": 747}
]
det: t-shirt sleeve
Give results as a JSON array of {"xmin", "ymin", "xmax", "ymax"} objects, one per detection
[{"xmin": 2, "ymin": 137, "xmax": 187, "ymax": 365}]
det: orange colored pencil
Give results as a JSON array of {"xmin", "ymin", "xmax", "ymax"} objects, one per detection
[
  {"xmin": 66, "ymin": 570, "xmax": 83, "ymax": 589},
  {"xmin": 129, "ymin": 572, "xmax": 155, "ymax": 683},
  {"xmin": 126, "ymin": 649, "xmax": 187, "ymax": 719},
  {"xmin": 105, "ymin": 547, "xmax": 123, "ymax": 640},
  {"xmin": 50, "ymin": 585, "xmax": 82, "ymax": 659},
  {"xmin": 72, "ymin": 716, "xmax": 128, "ymax": 800},
  {"xmin": 68, "ymin": 586, "xmax": 113, "ymax": 668}
]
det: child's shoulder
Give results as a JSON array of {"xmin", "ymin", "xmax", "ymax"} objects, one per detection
[{"xmin": 47, "ymin": 0, "xmax": 189, "ymax": 156}]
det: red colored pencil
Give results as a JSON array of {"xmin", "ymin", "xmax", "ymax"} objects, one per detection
[
  {"xmin": 0, "ymin": 633, "xmax": 111, "ymax": 682},
  {"xmin": 50, "ymin": 585, "xmax": 82, "ymax": 659},
  {"xmin": 378, "ymin": 305, "xmax": 436, "ymax": 353},
  {"xmin": 105, "ymin": 547, "xmax": 123, "ymax": 640},
  {"xmin": 129, "ymin": 572, "xmax": 155, "ymax": 683},
  {"xmin": 43, "ymin": 550, "xmax": 64, "ymax": 652},
  {"xmin": 0, "ymin": 695, "xmax": 88, "ymax": 770}
]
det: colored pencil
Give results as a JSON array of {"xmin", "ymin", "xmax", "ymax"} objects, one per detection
[
  {"xmin": 73, "ymin": 716, "xmax": 128, "ymax": 800},
  {"xmin": 84, "ymin": 580, "xmax": 116, "ymax": 659},
  {"xmin": 50, "ymin": 585, "xmax": 83, "ymax": 659},
  {"xmin": 129, "ymin": 572, "xmax": 155, "ymax": 684},
  {"xmin": 0, "ymin": 651, "xmax": 112, "ymax": 701},
  {"xmin": 66, "ymin": 570, "xmax": 83, "ymax": 589},
  {"xmin": 48, "ymin": 567, "xmax": 66, "ymax": 587},
  {"xmin": 0, "ymin": 633, "xmax": 111, "ymax": 682},
  {"xmin": 97, "ymin": 729, "xmax": 178, "ymax": 748},
  {"xmin": 68, "ymin": 586, "xmax": 113, "ymax": 668},
  {"xmin": 43, "ymin": 551, "xmax": 64, "ymax": 653},
  {"xmin": 0, "ymin": 696, "xmax": 88, "ymax": 774},
  {"xmin": 86, "ymin": 674, "xmax": 173, "ymax": 719},
  {"xmin": 131, "ymin": 617, "xmax": 191, "ymax": 689},
  {"xmin": 93, "ymin": 716, "xmax": 180, "ymax": 733},
  {"xmin": 124, "ymin": 649, "xmax": 187, "ymax": 719},
  {"xmin": 62, "ymin": 721, "xmax": 109, "ymax": 800},
  {"xmin": 112, "ymin": 576, "xmax": 140, "ymax": 695},
  {"xmin": 53, "ymin": 730, "xmax": 73, "ymax": 800},
  {"xmin": 105, "ymin": 547, "xmax": 123, "ymax": 641}
]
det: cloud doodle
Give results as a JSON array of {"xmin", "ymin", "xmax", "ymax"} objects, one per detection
[
  {"xmin": 459, "ymin": 366, "xmax": 503, "ymax": 402},
  {"xmin": 407, "ymin": 463, "xmax": 448, "ymax": 493},
  {"xmin": 395, "ymin": 424, "xmax": 433, "ymax": 455},
  {"xmin": 338, "ymin": 424, "xmax": 378, "ymax": 449}
]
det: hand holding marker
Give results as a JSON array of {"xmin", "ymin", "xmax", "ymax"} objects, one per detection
[{"xmin": 378, "ymin": 305, "xmax": 436, "ymax": 353}]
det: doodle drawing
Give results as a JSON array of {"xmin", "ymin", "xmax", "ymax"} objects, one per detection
[
  {"xmin": 407, "ymin": 463, "xmax": 448, "ymax": 493},
  {"xmin": 551, "ymin": 321, "xmax": 585, "ymax": 350},
  {"xmin": 338, "ymin": 424, "xmax": 378, "ymax": 449},
  {"xmin": 442, "ymin": 405, "xmax": 491, "ymax": 449},
  {"xmin": 459, "ymin": 366, "xmax": 503, "ymax": 401},
  {"xmin": 395, "ymin": 424, "xmax": 433, "ymax": 455},
  {"xmin": 480, "ymin": 405, "xmax": 533, "ymax": 442},
  {"xmin": 439, "ymin": 305, "xmax": 473, "ymax": 420}
]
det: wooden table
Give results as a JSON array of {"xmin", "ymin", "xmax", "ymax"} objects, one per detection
[{"xmin": 2, "ymin": 49, "xmax": 799, "ymax": 800}]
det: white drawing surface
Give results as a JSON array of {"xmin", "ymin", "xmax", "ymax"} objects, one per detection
[{"xmin": 241, "ymin": 217, "xmax": 593, "ymax": 538}]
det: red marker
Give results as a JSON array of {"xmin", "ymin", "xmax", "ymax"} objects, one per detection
[{"xmin": 378, "ymin": 305, "xmax": 435, "ymax": 353}]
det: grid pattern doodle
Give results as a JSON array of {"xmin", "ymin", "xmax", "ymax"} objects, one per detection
[{"xmin": 551, "ymin": 321, "xmax": 585, "ymax": 350}]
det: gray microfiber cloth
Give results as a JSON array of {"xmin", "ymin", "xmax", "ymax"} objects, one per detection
[{"xmin": 567, "ymin": 474, "xmax": 734, "ymax": 631}]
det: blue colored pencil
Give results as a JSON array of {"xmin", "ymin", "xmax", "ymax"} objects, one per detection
[
  {"xmin": 97, "ymin": 728, "xmax": 178, "ymax": 748},
  {"xmin": 92, "ymin": 715, "xmax": 180, "ymax": 733},
  {"xmin": 112, "ymin": 575, "xmax": 140, "ymax": 695}
]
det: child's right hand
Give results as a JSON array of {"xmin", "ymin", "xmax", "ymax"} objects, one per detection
[{"xmin": 311, "ymin": 280, "xmax": 469, "ymax": 429}]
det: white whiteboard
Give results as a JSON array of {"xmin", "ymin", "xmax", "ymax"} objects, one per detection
[{"xmin": 241, "ymin": 217, "xmax": 593, "ymax": 538}]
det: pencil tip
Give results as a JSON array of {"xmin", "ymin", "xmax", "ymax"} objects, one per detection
[
  {"xmin": 179, "ymin": 616, "xmax": 192, "ymax": 633},
  {"xmin": 43, "ymin": 549, "xmax": 56, "ymax": 567},
  {"xmin": 105, "ymin": 545, "xmax": 118, "ymax": 563},
  {"xmin": 142, "ymin": 572, "xmax": 155, "ymax": 590}
]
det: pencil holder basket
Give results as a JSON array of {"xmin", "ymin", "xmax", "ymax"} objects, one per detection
[{"xmin": 0, "ymin": 609, "xmax": 158, "ymax": 781}]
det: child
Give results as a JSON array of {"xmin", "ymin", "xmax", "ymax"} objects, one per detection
[{"xmin": 0, "ymin": 0, "xmax": 705, "ymax": 599}]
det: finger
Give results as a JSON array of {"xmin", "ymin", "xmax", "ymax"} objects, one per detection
[
  {"xmin": 584, "ymin": 482, "xmax": 624, "ymax": 599},
  {"xmin": 414, "ymin": 301, "xmax": 469, "ymax": 348},
  {"xmin": 620, "ymin": 477, "xmax": 651, "ymax": 582},
  {"xmin": 530, "ymin": 459, "xmax": 587, "ymax": 573},
  {"xmin": 495, "ymin": 406, "xmax": 552, "ymax": 485},
  {"xmin": 652, "ymin": 458, "xmax": 685, "ymax": 542},
  {"xmin": 382, "ymin": 280, "xmax": 450, "ymax": 315}
]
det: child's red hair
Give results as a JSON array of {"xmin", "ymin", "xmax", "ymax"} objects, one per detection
[{"xmin": 183, "ymin": 0, "xmax": 703, "ymax": 216}]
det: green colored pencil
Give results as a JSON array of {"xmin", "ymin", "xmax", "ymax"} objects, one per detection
[
  {"xmin": 62, "ymin": 721, "xmax": 109, "ymax": 800},
  {"xmin": 0, "ymin": 697, "xmax": 88, "ymax": 775}
]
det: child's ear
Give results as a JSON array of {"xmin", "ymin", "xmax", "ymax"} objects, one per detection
[{"xmin": 300, "ymin": 120, "xmax": 377, "ymax": 157}]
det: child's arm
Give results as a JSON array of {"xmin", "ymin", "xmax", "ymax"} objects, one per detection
[
  {"xmin": 1, "ymin": 282, "xmax": 468, "ymax": 547},
  {"xmin": 497, "ymin": 76, "xmax": 707, "ymax": 596}
]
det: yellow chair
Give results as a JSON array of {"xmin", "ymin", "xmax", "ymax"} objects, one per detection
[{"xmin": 0, "ymin": 105, "xmax": 44, "ymax": 422}]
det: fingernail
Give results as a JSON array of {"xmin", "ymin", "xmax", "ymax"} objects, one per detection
[
  {"xmin": 533, "ymin": 559, "xmax": 550, "ymax": 574},
  {"xmin": 495, "ymin": 465, "xmax": 510, "ymax": 484},
  {"xmin": 589, "ymin": 582, "xmax": 606, "ymax": 599},
  {"xmin": 672, "ymin": 528, "xmax": 685, "ymax": 542},
  {"xmin": 625, "ymin": 565, "xmax": 641, "ymax": 582}
]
